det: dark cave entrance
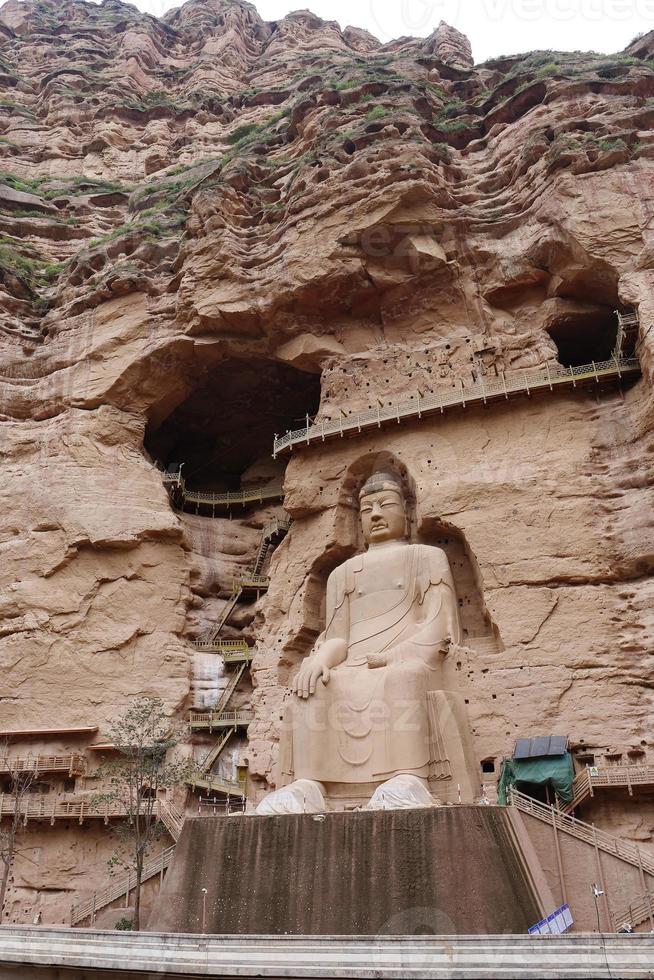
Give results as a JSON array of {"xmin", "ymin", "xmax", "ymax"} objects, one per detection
[
  {"xmin": 546, "ymin": 309, "xmax": 619, "ymax": 368},
  {"xmin": 144, "ymin": 357, "xmax": 322, "ymax": 491}
]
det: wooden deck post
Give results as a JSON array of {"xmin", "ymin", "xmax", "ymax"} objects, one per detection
[
  {"xmin": 592, "ymin": 824, "xmax": 613, "ymax": 931},
  {"xmin": 550, "ymin": 807, "xmax": 568, "ymax": 905},
  {"xmin": 636, "ymin": 847, "xmax": 654, "ymax": 930}
]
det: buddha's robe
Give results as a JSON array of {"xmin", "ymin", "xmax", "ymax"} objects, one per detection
[{"xmin": 279, "ymin": 542, "xmax": 478, "ymax": 799}]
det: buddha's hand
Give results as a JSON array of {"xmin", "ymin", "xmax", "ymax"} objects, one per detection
[
  {"xmin": 292, "ymin": 657, "xmax": 331, "ymax": 699},
  {"xmin": 366, "ymin": 651, "xmax": 387, "ymax": 669}
]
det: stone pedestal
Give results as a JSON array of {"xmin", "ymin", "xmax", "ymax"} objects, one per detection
[{"xmin": 149, "ymin": 806, "xmax": 545, "ymax": 935}]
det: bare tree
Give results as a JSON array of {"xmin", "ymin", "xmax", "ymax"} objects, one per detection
[
  {"xmin": 94, "ymin": 698, "xmax": 192, "ymax": 931},
  {"xmin": 0, "ymin": 742, "xmax": 37, "ymax": 922}
]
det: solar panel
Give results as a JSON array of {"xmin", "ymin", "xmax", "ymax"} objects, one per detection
[{"xmin": 513, "ymin": 735, "xmax": 569, "ymax": 759}]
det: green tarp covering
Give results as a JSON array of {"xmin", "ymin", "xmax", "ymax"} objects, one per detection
[{"xmin": 498, "ymin": 753, "xmax": 575, "ymax": 805}]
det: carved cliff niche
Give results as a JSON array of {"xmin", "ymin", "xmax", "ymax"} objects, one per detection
[
  {"xmin": 279, "ymin": 453, "xmax": 502, "ymax": 688},
  {"xmin": 144, "ymin": 356, "xmax": 321, "ymax": 489},
  {"xmin": 419, "ymin": 515, "xmax": 502, "ymax": 654}
]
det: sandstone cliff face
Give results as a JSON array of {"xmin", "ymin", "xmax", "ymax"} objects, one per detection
[{"xmin": 0, "ymin": 0, "xmax": 653, "ymax": 924}]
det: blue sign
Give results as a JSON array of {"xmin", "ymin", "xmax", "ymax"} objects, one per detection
[{"xmin": 528, "ymin": 904, "xmax": 573, "ymax": 935}]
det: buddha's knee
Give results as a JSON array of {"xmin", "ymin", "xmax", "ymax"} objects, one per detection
[{"xmin": 385, "ymin": 658, "xmax": 429, "ymax": 693}]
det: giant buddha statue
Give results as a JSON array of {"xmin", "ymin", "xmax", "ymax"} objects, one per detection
[{"xmin": 257, "ymin": 471, "xmax": 480, "ymax": 813}]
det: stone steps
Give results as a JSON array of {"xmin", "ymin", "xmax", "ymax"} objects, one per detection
[{"xmin": 0, "ymin": 928, "xmax": 653, "ymax": 978}]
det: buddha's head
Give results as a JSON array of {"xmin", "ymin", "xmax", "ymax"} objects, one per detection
[{"xmin": 359, "ymin": 471, "xmax": 407, "ymax": 546}]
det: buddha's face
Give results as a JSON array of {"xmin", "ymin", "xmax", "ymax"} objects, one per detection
[{"xmin": 360, "ymin": 488, "xmax": 407, "ymax": 545}]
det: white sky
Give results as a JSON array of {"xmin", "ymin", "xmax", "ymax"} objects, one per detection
[{"xmin": 15, "ymin": 0, "xmax": 654, "ymax": 61}]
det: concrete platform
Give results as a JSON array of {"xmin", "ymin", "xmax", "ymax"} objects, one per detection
[
  {"xmin": 0, "ymin": 927, "xmax": 653, "ymax": 978},
  {"xmin": 149, "ymin": 807, "xmax": 545, "ymax": 935}
]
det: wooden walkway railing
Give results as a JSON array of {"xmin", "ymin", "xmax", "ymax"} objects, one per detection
[
  {"xmin": 191, "ymin": 639, "xmax": 253, "ymax": 662},
  {"xmin": 509, "ymin": 789, "xmax": 654, "ymax": 877},
  {"xmin": 189, "ymin": 710, "xmax": 253, "ymax": 732},
  {"xmin": 161, "ymin": 472, "xmax": 284, "ymax": 512},
  {"xmin": 0, "ymin": 754, "xmax": 86, "ymax": 778},
  {"xmin": 187, "ymin": 773, "xmax": 246, "ymax": 799},
  {"xmin": 273, "ymin": 356, "xmax": 641, "ymax": 456},
  {"xmin": 563, "ymin": 765, "xmax": 654, "ymax": 813},
  {"xmin": 0, "ymin": 795, "xmax": 149, "ymax": 825}
]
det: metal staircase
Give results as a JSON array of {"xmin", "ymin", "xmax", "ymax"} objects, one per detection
[
  {"xmin": 200, "ymin": 727, "xmax": 237, "ymax": 772},
  {"xmin": 613, "ymin": 892, "xmax": 654, "ymax": 931},
  {"xmin": 69, "ymin": 800, "xmax": 184, "ymax": 926},
  {"xmin": 189, "ymin": 710, "xmax": 253, "ymax": 733},
  {"xmin": 509, "ymin": 789, "xmax": 654, "ymax": 877},
  {"xmin": 70, "ymin": 843, "xmax": 176, "ymax": 926},
  {"xmin": 158, "ymin": 800, "xmax": 184, "ymax": 842},
  {"xmin": 253, "ymin": 518, "xmax": 293, "ymax": 575}
]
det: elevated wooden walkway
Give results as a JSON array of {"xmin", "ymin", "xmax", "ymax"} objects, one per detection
[
  {"xmin": 0, "ymin": 753, "xmax": 86, "ymax": 777},
  {"xmin": 0, "ymin": 794, "xmax": 151, "ymax": 825},
  {"xmin": 564, "ymin": 764, "xmax": 654, "ymax": 813},
  {"xmin": 191, "ymin": 640, "xmax": 253, "ymax": 662},
  {"xmin": 189, "ymin": 710, "xmax": 253, "ymax": 732},
  {"xmin": 187, "ymin": 773, "xmax": 246, "ymax": 799},
  {"xmin": 161, "ymin": 472, "xmax": 284, "ymax": 514},
  {"xmin": 273, "ymin": 356, "xmax": 641, "ymax": 456}
]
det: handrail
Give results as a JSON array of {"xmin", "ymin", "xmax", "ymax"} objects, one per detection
[
  {"xmin": 613, "ymin": 892, "xmax": 654, "ymax": 930},
  {"xmin": 195, "ymin": 640, "xmax": 249, "ymax": 652},
  {"xmin": 214, "ymin": 661, "xmax": 248, "ymax": 716},
  {"xmin": 188, "ymin": 773, "xmax": 246, "ymax": 798},
  {"xmin": 160, "ymin": 472, "xmax": 284, "ymax": 510},
  {"xmin": 223, "ymin": 649, "xmax": 255, "ymax": 663},
  {"xmin": 70, "ymin": 843, "xmax": 176, "ymax": 925},
  {"xmin": 253, "ymin": 518, "xmax": 293, "ymax": 574},
  {"xmin": 0, "ymin": 753, "xmax": 86, "ymax": 777},
  {"xmin": 0, "ymin": 795, "xmax": 150, "ymax": 823},
  {"xmin": 509, "ymin": 788, "xmax": 654, "ymax": 877},
  {"xmin": 189, "ymin": 710, "xmax": 253, "ymax": 731},
  {"xmin": 274, "ymin": 357, "xmax": 640, "ymax": 456},
  {"xmin": 191, "ymin": 639, "xmax": 251, "ymax": 653},
  {"xmin": 203, "ymin": 586, "xmax": 243, "ymax": 645},
  {"xmin": 233, "ymin": 573, "xmax": 270, "ymax": 589},
  {"xmin": 158, "ymin": 800, "xmax": 184, "ymax": 842},
  {"xmin": 200, "ymin": 727, "xmax": 236, "ymax": 773},
  {"xmin": 563, "ymin": 764, "xmax": 654, "ymax": 813}
]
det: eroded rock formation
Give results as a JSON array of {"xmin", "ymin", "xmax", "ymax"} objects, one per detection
[{"xmin": 0, "ymin": 0, "xmax": 653, "ymax": 926}]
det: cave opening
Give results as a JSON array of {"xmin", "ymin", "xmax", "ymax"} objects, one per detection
[
  {"xmin": 546, "ymin": 309, "xmax": 619, "ymax": 368},
  {"xmin": 145, "ymin": 357, "xmax": 322, "ymax": 491}
]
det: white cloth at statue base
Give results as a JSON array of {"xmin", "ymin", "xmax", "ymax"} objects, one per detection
[
  {"xmin": 364, "ymin": 773, "xmax": 440, "ymax": 810},
  {"xmin": 256, "ymin": 778, "xmax": 327, "ymax": 815}
]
